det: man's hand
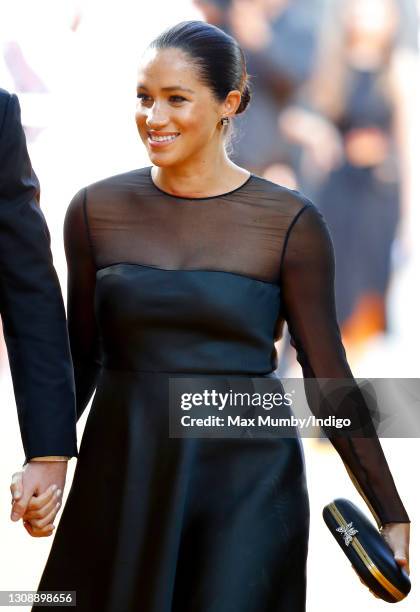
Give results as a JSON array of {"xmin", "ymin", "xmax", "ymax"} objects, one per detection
[{"xmin": 10, "ymin": 461, "xmax": 67, "ymax": 537}]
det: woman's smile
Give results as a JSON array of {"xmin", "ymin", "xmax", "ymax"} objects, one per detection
[{"xmin": 147, "ymin": 131, "xmax": 181, "ymax": 148}]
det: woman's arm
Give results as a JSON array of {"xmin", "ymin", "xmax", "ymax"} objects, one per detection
[
  {"xmin": 64, "ymin": 187, "xmax": 100, "ymax": 420},
  {"xmin": 279, "ymin": 200, "xmax": 410, "ymax": 572},
  {"xmin": 279, "ymin": 201, "xmax": 410, "ymax": 529}
]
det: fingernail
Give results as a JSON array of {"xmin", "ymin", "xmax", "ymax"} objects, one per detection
[
  {"xmin": 55, "ymin": 489, "xmax": 62, "ymax": 498},
  {"xmin": 50, "ymin": 484, "xmax": 58, "ymax": 493},
  {"xmin": 13, "ymin": 490, "xmax": 21, "ymax": 499},
  {"xmin": 55, "ymin": 502, "xmax": 60, "ymax": 509},
  {"xmin": 11, "ymin": 512, "xmax": 20, "ymax": 521}
]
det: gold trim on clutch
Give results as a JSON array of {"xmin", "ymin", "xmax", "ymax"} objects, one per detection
[{"xmin": 328, "ymin": 502, "xmax": 406, "ymax": 602}]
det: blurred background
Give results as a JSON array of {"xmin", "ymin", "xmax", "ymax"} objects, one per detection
[{"xmin": 0, "ymin": 0, "xmax": 419, "ymax": 610}]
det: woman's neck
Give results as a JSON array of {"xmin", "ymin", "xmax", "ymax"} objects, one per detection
[{"xmin": 151, "ymin": 159, "xmax": 249, "ymax": 199}]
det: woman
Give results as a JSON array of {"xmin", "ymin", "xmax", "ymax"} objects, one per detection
[{"xmin": 21, "ymin": 20, "xmax": 409, "ymax": 611}]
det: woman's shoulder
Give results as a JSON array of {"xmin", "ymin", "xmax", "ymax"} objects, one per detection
[
  {"xmin": 249, "ymin": 172, "xmax": 316, "ymax": 219},
  {"xmin": 247, "ymin": 174, "xmax": 329, "ymax": 245},
  {"xmin": 77, "ymin": 166, "xmax": 152, "ymax": 199},
  {"xmin": 64, "ymin": 167, "xmax": 153, "ymax": 240},
  {"xmin": 65, "ymin": 167, "xmax": 153, "ymax": 221}
]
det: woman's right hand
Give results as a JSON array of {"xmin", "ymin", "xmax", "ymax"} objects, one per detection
[
  {"xmin": 22, "ymin": 485, "xmax": 63, "ymax": 537},
  {"xmin": 10, "ymin": 463, "xmax": 65, "ymax": 537}
]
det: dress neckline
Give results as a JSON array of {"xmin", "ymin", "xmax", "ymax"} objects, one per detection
[{"xmin": 147, "ymin": 166, "xmax": 254, "ymax": 200}]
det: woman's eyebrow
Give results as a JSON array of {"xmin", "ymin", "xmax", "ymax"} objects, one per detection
[{"xmin": 137, "ymin": 84, "xmax": 195, "ymax": 93}]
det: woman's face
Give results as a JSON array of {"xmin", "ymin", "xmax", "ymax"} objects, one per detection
[{"xmin": 135, "ymin": 47, "xmax": 236, "ymax": 168}]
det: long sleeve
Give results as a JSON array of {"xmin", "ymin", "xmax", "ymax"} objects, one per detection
[
  {"xmin": 64, "ymin": 188, "xmax": 100, "ymax": 420},
  {"xmin": 0, "ymin": 90, "xmax": 77, "ymax": 463},
  {"xmin": 280, "ymin": 201, "xmax": 410, "ymax": 529}
]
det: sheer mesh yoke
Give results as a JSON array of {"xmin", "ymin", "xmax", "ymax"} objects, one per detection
[{"xmin": 64, "ymin": 165, "xmax": 410, "ymax": 528}]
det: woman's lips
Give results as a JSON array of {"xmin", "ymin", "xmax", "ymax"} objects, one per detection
[{"xmin": 147, "ymin": 133, "xmax": 180, "ymax": 148}]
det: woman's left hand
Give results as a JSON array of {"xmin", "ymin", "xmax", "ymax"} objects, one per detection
[
  {"xmin": 353, "ymin": 522, "xmax": 410, "ymax": 599},
  {"xmin": 380, "ymin": 522, "xmax": 411, "ymax": 575}
]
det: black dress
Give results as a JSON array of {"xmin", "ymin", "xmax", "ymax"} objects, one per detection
[{"xmin": 33, "ymin": 166, "xmax": 409, "ymax": 612}]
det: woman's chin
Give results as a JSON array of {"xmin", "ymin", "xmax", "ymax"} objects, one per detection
[
  {"xmin": 148, "ymin": 156, "xmax": 174, "ymax": 167},
  {"xmin": 148, "ymin": 151, "xmax": 183, "ymax": 167}
]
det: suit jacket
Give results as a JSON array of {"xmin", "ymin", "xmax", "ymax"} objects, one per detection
[{"xmin": 0, "ymin": 89, "xmax": 78, "ymax": 463}]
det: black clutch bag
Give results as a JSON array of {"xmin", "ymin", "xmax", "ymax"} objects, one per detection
[{"xmin": 323, "ymin": 498, "xmax": 411, "ymax": 603}]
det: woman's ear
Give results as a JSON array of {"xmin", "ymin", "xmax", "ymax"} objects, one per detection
[{"xmin": 223, "ymin": 90, "xmax": 242, "ymax": 117}]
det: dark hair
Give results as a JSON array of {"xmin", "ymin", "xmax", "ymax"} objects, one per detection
[{"xmin": 147, "ymin": 20, "xmax": 252, "ymax": 117}]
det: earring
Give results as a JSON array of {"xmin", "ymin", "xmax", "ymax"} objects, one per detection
[{"xmin": 221, "ymin": 116, "xmax": 229, "ymax": 126}]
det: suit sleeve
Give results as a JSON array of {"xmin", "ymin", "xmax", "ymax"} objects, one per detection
[
  {"xmin": 0, "ymin": 92, "xmax": 78, "ymax": 463},
  {"xmin": 280, "ymin": 201, "xmax": 410, "ymax": 529}
]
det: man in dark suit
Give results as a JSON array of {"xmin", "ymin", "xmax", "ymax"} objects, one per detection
[{"xmin": 0, "ymin": 89, "xmax": 78, "ymax": 536}]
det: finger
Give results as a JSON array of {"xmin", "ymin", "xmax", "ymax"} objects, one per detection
[
  {"xmin": 395, "ymin": 556, "xmax": 410, "ymax": 575},
  {"xmin": 10, "ymin": 472, "xmax": 23, "ymax": 500},
  {"xmin": 23, "ymin": 493, "xmax": 61, "ymax": 521},
  {"xmin": 357, "ymin": 574, "xmax": 369, "ymax": 590},
  {"xmin": 394, "ymin": 548, "xmax": 408, "ymax": 565},
  {"xmin": 11, "ymin": 489, "xmax": 33, "ymax": 522},
  {"xmin": 25, "ymin": 487, "xmax": 61, "ymax": 516},
  {"xmin": 23, "ymin": 520, "xmax": 55, "ymax": 538},
  {"xmin": 28, "ymin": 502, "xmax": 61, "ymax": 529},
  {"xmin": 29, "ymin": 502, "xmax": 61, "ymax": 530},
  {"xmin": 26, "ymin": 485, "xmax": 59, "ymax": 511},
  {"xmin": 11, "ymin": 483, "xmax": 59, "ymax": 522}
]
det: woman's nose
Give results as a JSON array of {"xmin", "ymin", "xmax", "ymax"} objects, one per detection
[{"xmin": 146, "ymin": 106, "xmax": 169, "ymax": 129}]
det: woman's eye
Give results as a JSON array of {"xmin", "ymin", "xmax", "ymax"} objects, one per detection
[
  {"xmin": 137, "ymin": 93, "xmax": 150, "ymax": 101},
  {"xmin": 136, "ymin": 93, "xmax": 186, "ymax": 104}
]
